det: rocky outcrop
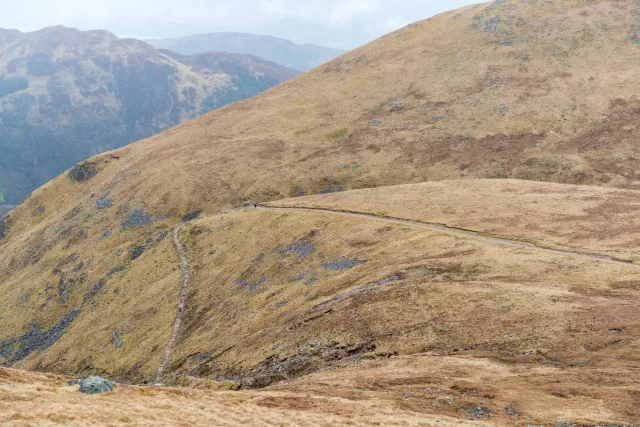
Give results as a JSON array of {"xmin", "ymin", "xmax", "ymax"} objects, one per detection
[
  {"xmin": 0, "ymin": 215, "xmax": 7, "ymax": 239},
  {"xmin": 79, "ymin": 376, "xmax": 114, "ymax": 394},
  {"xmin": 68, "ymin": 162, "xmax": 98, "ymax": 182},
  {"xmin": 0, "ymin": 311, "xmax": 79, "ymax": 366}
]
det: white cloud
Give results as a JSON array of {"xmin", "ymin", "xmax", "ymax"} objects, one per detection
[
  {"xmin": 328, "ymin": 0, "xmax": 380, "ymax": 26},
  {"xmin": 261, "ymin": 1, "xmax": 320, "ymax": 20},
  {"xmin": 0, "ymin": 0, "xmax": 476, "ymax": 49},
  {"xmin": 384, "ymin": 14, "xmax": 409, "ymax": 31}
]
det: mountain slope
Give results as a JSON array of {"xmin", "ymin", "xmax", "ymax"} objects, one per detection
[
  {"xmin": 147, "ymin": 32, "xmax": 346, "ymax": 72},
  {"xmin": 2, "ymin": 1, "xmax": 640, "ymax": 423},
  {"xmin": 14, "ymin": 0, "xmax": 639, "ymax": 221},
  {"xmin": 0, "ymin": 26, "xmax": 299, "ymax": 205},
  {"xmin": 1, "ymin": 179, "xmax": 640, "ymax": 425}
]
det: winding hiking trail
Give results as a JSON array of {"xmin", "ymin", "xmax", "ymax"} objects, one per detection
[
  {"xmin": 155, "ymin": 223, "xmax": 190, "ymax": 384},
  {"xmin": 260, "ymin": 205, "xmax": 640, "ymax": 270},
  {"xmin": 153, "ymin": 203, "xmax": 638, "ymax": 383}
]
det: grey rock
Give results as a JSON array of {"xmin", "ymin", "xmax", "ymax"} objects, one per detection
[
  {"xmin": 94, "ymin": 192, "xmax": 115, "ymax": 210},
  {"xmin": 304, "ymin": 275, "xmax": 318, "ymax": 285},
  {"xmin": 506, "ymin": 402, "xmax": 520, "ymax": 417},
  {"xmin": 79, "ymin": 376, "xmax": 114, "ymax": 394},
  {"xmin": 129, "ymin": 244, "xmax": 147, "ymax": 260},
  {"xmin": 274, "ymin": 239, "xmax": 315, "ymax": 260},
  {"xmin": 0, "ymin": 311, "xmax": 79, "ymax": 365},
  {"xmin": 318, "ymin": 185, "xmax": 344, "ymax": 194},
  {"xmin": 460, "ymin": 402, "xmax": 492, "ymax": 418},
  {"xmin": 85, "ymin": 278, "xmax": 106, "ymax": 303},
  {"xmin": 182, "ymin": 210, "xmax": 201, "ymax": 222},
  {"xmin": 121, "ymin": 209, "xmax": 154, "ymax": 230},
  {"xmin": 321, "ymin": 257, "xmax": 367, "ymax": 271},
  {"xmin": 0, "ymin": 215, "xmax": 8, "ymax": 239},
  {"xmin": 69, "ymin": 163, "xmax": 98, "ymax": 182},
  {"xmin": 288, "ymin": 271, "xmax": 308, "ymax": 282}
]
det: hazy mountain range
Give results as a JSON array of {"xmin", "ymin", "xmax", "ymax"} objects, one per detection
[
  {"xmin": 146, "ymin": 32, "xmax": 346, "ymax": 72},
  {"xmin": 0, "ymin": 26, "xmax": 299, "ymax": 205}
]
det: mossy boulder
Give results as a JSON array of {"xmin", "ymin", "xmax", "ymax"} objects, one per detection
[
  {"xmin": 79, "ymin": 376, "xmax": 114, "ymax": 394},
  {"xmin": 69, "ymin": 162, "xmax": 98, "ymax": 182}
]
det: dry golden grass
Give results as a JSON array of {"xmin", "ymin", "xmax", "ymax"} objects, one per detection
[
  {"xmin": 269, "ymin": 178, "xmax": 640, "ymax": 261},
  {"xmin": 4, "ymin": 0, "xmax": 640, "ymax": 230},
  {"xmin": 0, "ymin": 367, "xmax": 470, "ymax": 426},
  {"xmin": 157, "ymin": 205, "xmax": 640, "ymax": 407},
  {"xmin": 2, "ymin": 353, "xmax": 639, "ymax": 426},
  {"xmin": 2, "ymin": 190, "xmax": 640, "ymax": 394}
]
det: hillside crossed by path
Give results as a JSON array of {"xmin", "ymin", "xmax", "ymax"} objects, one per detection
[
  {"xmin": 155, "ymin": 223, "xmax": 191, "ymax": 384},
  {"xmin": 259, "ymin": 205, "xmax": 640, "ymax": 270},
  {"xmin": 153, "ymin": 203, "xmax": 639, "ymax": 383}
]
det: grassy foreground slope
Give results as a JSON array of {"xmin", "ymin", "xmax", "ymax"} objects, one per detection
[{"xmin": 2, "ymin": 355, "xmax": 638, "ymax": 426}]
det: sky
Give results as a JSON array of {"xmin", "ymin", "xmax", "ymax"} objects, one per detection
[{"xmin": 0, "ymin": 0, "xmax": 476, "ymax": 50}]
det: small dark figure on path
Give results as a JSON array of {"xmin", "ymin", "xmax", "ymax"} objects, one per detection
[{"xmin": 254, "ymin": 203, "xmax": 257, "ymax": 209}]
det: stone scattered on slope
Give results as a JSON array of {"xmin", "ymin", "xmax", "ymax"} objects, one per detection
[
  {"xmin": 79, "ymin": 376, "xmax": 114, "ymax": 394},
  {"xmin": 69, "ymin": 163, "xmax": 98, "ymax": 182}
]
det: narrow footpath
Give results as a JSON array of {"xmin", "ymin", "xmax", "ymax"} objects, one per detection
[
  {"xmin": 260, "ymin": 205, "xmax": 640, "ymax": 270},
  {"xmin": 154, "ymin": 204, "xmax": 639, "ymax": 383},
  {"xmin": 155, "ymin": 223, "xmax": 191, "ymax": 384}
]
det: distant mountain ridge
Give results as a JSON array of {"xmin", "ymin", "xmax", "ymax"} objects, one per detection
[
  {"xmin": 146, "ymin": 32, "xmax": 346, "ymax": 72},
  {"xmin": 0, "ymin": 26, "xmax": 299, "ymax": 205}
]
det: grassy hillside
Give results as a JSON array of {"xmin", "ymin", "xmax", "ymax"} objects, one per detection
[
  {"xmin": 1, "ymin": 1, "xmax": 640, "ymax": 424},
  {"xmin": 4, "ymin": 0, "xmax": 638, "ymax": 216},
  {"xmin": 1, "ymin": 178, "xmax": 640, "ymax": 423},
  {"xmin": 269, "ymin": 179, "xmax": 640, "ymax": 261}
]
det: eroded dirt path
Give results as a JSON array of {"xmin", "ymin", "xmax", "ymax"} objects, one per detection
[
  {"xmin": 155, "ymin": 223, "xmax": 190, "ymax": 383},
  {"xmin": 260, "ymin": 205, "xmax": 640, "ymax": 270}
]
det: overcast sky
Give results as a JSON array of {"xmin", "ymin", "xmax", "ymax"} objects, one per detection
[{"xmin": 0, "ymin": 0, "xmax": 476, "ymax": 50}]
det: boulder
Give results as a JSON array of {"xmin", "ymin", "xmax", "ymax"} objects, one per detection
[
  {"xmin": 69, "ymin": 162, "xmax": 98, "ymax": 182},
  {"xmin": 79, "ymin": 376, "xmax": 114, "ymax": 394}
]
